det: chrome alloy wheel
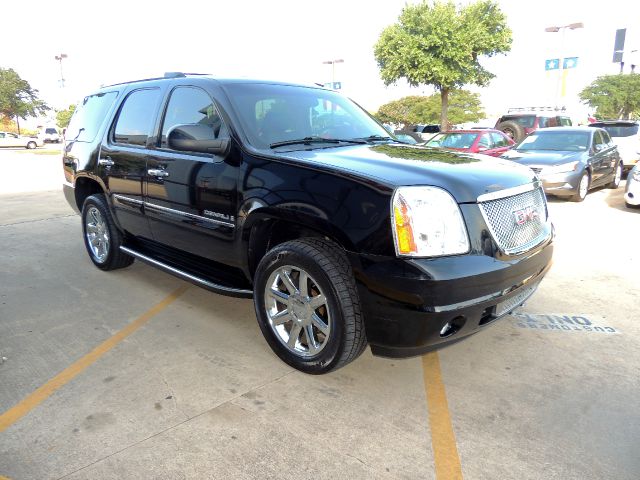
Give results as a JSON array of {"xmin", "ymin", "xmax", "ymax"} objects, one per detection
[
  {"xmin": 85, "ymin": 206, "xmax": 110, "ymax": 263},
  {"xmin": 579, "ymin": 173, "xmax": 589, "ymax": 199},
  {"xmin": 264, "ymin": 265, "xmax": 331, "ymax": 357}
]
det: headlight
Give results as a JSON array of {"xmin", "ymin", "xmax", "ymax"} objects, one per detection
[
  {"xmin": 391, "ymin": 186, "xmax": 470, "ymax": 257},
  {"xmin": 541, "ymin": 161, "xmax": 580, "ymax": 175}
]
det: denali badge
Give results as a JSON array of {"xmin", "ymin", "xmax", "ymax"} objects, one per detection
[{"xmin": 513, "ymin": 205, "xmax": 539, "ymax": 226}]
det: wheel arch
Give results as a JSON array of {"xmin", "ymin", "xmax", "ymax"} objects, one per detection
[
  {"xmin": 241, "ymin": 208, "xmax": 356, "ymax": 280},
  {"xmin": 74, "ymin": 174, "xmax": 108, "ymax": 212}
]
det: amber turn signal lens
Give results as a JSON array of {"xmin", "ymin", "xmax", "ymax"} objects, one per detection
[{"xmin": 393, "ymin": 199, "xmax": 417, "ymax": 254}]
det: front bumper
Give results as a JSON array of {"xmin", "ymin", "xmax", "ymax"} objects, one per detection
[
  {"xmin": 537, "ymin": 170, "xmax": 582, "ymax": 197},
  {"xmin": 624, "ymin": 176, "xmax": 640, "ymax": 206},
  {"xmin": 350, "ymin": 239, "xmax": 553, "ymax": 358}
]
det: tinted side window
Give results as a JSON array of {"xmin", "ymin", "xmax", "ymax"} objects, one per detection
[
  {"xmin": 478, "ymin": 133, "xmax": 492, "ymax": 148},
  {"xmin": 160, "ymin": 87, "xmax": 227, "ymax": 148},
  {"xmin": 592, "ymin": 131, "xmax": 604, "ymax": 149},
  {"xmin": 66, "ymin": 91, "xmax": 118, "ymax": 143},
  {"xmin": 114, "ymin": 89, "xmax": 161, "ymax": 146},
  {"xmin": 601, "ymin": 131, "xmax": 612, "ymax": 145},
  {"xmin": 558, "ymin": 117, "xmax": 572, "ymax": 126},
  {"xmin": 491, "ymin": 132, "xmax": 509, "ymax": 147}
]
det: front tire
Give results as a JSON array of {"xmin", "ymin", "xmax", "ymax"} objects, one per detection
[
  {"xmin": 253, "ymin": 238, "xmax": 366, "ymax": 374},
  {"xmin": 81, "ymin": 194, "xmax": 134, "ymax": 270},
  {"xmin": 26, "ymin": 141, "xmax": 36, "ymax": 149},
  {"xmin": 571, "ymin": 171, "xmax": 590, "ymax": 202}
]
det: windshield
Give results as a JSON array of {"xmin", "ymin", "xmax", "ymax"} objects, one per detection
[
  {"xmin": 593, "ymin": 123, "xmax": 639, "ymax": 138},
  {"xmin": 426, "ymin": 132, "xmax": 478, "ymax": 149},
  {"xmin": 223, "ymin": 83, "xmax": 391, "ymax": 149},
  {"xmin": 516, "ymin": 131, "xmax": 590, "ymax": 152}
]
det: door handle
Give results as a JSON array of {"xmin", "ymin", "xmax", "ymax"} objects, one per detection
[
  {"xmin": 148, "ymin": 169, "xmax": 169, "ymax": 178},
  {"xmin": 98, "ymin": 157, "xmax": 114, "ymax": 167}
]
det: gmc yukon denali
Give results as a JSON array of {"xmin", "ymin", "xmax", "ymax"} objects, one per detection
[{"xmin": 62, "ymin": 73, "xmax": 553, "ymax": 374}]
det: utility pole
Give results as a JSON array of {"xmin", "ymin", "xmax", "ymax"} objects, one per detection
[
  {"xmin": 545, "ymin": 23, "xmax": 583, "ymax": 108},
  {"xmin": 55, "ymin": 53, "xmax": 68, "ymax": 88},
  {"xmin": 322, "ymin": 59, "xmax": 344, "ymax": 89}
]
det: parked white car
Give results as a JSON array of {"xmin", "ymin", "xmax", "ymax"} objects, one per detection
[
  {"xmin": 40, "ymin": 127, "xmax": 62, "ymax": 143},
  {"xmin": 624, "ymin": 163, "xmax": 640, "ymax": 208},
  {"xmin": 0, "ymin": 131, "xmax": 43, "ymax": 149},
  {"xmin": 589, "ymin": 121, "xmax": 639, "ymax": 172}
]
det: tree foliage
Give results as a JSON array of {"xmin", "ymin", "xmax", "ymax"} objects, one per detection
[
  {"xmin": 0, "ymin": 68, "xmax": 49, "ymax": 133},
  {"xmin": 56, "ymin": 104, "xmax": 76, "ymax": 128},
  {"xmin": 376, "ymin": 90, "xmax": 484, "ymax": 127},
  {"xmin": 579, "ymin": 74, "xmax": 640, "ymax": 120},
  {"xmin": 374, "ymin": 0, "xmax": 511, "ymax": 128}
]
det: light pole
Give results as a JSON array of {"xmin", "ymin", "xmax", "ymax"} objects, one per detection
[
  {"xmin": 545, "ymin": 23, "xmax": 583, "ymax": 108},
  {"xmin": 55, "ymin": 53, "xmax": 68, "ymax": 88},
  {"xmin": 322, "ymin": 59, "xmax": 344, "ymax": 89}
]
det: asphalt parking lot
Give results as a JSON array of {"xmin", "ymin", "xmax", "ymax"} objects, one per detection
[{"xmin": 1, "ymin": 148, "xmax": 639, "ymax": 480}]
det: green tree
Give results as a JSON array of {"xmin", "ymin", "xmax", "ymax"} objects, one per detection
[
  {"xmin": 56, "ymin": 104, "xmax": 76, "ymax": 128},
  {"xmin": 0, "ymin": 67, "xmax": 49, "ymax": 134},
  {"xmin": 579, "ymin": 74, "xmax": 640, "ymax": 120},
  {"xmin": 374, "ymin": 0, "xmax": 511, "ymax": 128},
  {"xmin": 375, "ymin": 90, "xmax": 484, "ymax": 127}
]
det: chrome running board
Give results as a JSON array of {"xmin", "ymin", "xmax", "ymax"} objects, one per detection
[{"xmin": 120, "ymin": 246, "xmax": 253, "ymax": 298}]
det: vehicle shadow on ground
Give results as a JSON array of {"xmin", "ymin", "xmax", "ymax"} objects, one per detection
[{"xmin": 605, "ymin": 181, "xmax": 640, "ymax": 213}]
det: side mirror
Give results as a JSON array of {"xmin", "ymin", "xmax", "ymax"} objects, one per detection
[
  {"xmin": 477, "ymin": 145, "xmax": 488, "ymax": 152},
  {"xmin": 593, "ymin": 144, "xmax": 603, "ymax": 153},
  {"xmin": 168, "ymin": 124, "xmax": 229, "ymax": 155}
]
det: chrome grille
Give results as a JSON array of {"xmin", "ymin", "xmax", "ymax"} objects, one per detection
[
  {"xmin": 479, "ymin": 186, "xmax": 548, "ymax": 254},
  {"xmin": 496, "ymin": 283, "xmax": 538, "ymax": 316}
]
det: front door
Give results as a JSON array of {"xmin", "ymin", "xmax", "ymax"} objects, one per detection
[
  {"xmin": 144, "ymin": 86, "xmax": 237, "ymax": 264},
  {"xmin": 100, "ymin": 87, "xmax": 162, "ymax": 240}
]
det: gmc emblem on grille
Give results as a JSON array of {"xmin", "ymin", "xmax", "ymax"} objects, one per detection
[{"xmin": 513, "ymin": 205, "xmax": 539, "ymax": 226}]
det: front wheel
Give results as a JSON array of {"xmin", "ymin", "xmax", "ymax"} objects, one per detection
[
  {"xmin": 571, "ymin": 171, "xmax": 590, "ymax": 202},
  {"xmin": 81, "ymin": 194, "xmax": 134, "ymax": 270},
  {"xmin": 253, "ymin": 238, "xmax": 367, "ymax": 374},
  {"xmin": 26, "ymin": 141, "xmax": 36, "ymax": 149}
]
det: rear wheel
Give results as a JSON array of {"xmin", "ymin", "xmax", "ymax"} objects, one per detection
[
  {"xmin": 253, "ymin": 238, "xmax": 366, "ymax": 374},
  {"xmin": 607, "ymin": 162, "xmax": 622, "ymax": 189},
  {"xmin": 571, "ymin": 171, "xmax": 590, "ymax": 202},
  {"xmin": 26, "ymin": 141, "xmax": 36, "ymax": 149},
  {"xmin": 82, "ymin": 194, "xmax": 134, "ymax": 270}
]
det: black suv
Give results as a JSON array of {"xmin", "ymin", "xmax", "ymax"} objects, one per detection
[{"xmin": 62, "ymin": 73, "xmax": 554, "ymax": 374}]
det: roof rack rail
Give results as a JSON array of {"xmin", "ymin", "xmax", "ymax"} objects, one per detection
[{"xmin": 507, "ymin": 106, "xmax": 567, "ymax": 113}]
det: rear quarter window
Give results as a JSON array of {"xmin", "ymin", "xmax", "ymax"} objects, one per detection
[{"xmin": 66, "ymin": 91, "xmax": 119, "ymax": 143}]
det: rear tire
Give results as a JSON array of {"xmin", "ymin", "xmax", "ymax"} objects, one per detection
[
  {"xmin": 607, "ymin": 162, "xmax": 622, "ymax": 189},
  {"xmin": 571, "ymin": 171, "xmax": 590, "ymax": 202},
  {"xmin": 496, "ymin": 121, "xmax": 525, "ymax": 143},
  {"xmin": 253, "ymin": 238, "xmax": 367, "ymax": 374},
  {"xmin": 81, "ymin": 194, "xmax": 134, "ymax": 271}
]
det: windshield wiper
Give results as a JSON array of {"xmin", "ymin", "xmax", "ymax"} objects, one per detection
[
  {"xmin": 269, "ymin": 137, "xmax": 367, "ymax": 148},
  {"xmin": 358, "ymin": 134, "xmax": 393, "ymax": 143}
]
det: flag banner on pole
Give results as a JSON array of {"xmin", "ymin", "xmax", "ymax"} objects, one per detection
[
  {"xmin": 545, "ymin": 59, "xmax": 560, "ymax": 71},
  {"xmin": 563, "ymin": 57, "xmax": 579, "ymax": 69}
]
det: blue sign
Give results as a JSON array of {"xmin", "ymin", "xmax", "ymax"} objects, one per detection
[
  {"xmin": 323, "ymin": 82, "xmax": 342, "ymax": 90},
  {"xmin": 563, "ymin": 57, "xmax": 578, "ymax": 69},
  {"xmin": 545, "ymin": 58, "xmax": 560, "ymax": 71}
]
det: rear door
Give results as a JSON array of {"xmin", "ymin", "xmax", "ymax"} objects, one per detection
[
  {"xmin": 99, "ymin": 87, "xmax": 163, "ymax": 239},
  {"xmin": 590, "ymin": 130, "xmax": 613, "ymax": 185},
  {"xmin": 144, "ymin": 85, "xmax": 237, "ymax": 263}
]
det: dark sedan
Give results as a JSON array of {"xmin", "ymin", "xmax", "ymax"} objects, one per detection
[{"xmin": 500, "ymin": 127, "xmax": 623, "ymax": 201}]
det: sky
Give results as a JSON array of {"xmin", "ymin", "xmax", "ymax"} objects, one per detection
[{"xmin": 2, "ymin": 0, "xmax": 639, "ymax": 127}]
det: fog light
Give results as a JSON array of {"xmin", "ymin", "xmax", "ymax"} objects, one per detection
[{"xmin": 439, "ymin": 316, "xmax": 466, "ymax": 338}]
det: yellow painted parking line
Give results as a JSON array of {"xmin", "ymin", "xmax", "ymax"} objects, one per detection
[
  {"xmin": 423, "ymin": 351, "xmax": 463, "ymax": 480},
  {"xmin": 0, "ymin": 285, "xmax": 189, "ymax": 433}
]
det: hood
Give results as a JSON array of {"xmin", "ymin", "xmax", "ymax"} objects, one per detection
[
  {"xmin": 500, "ymin": 149, "xmax": 584, "ymax": 166},
  {"xmin": 273, "ymin": 144, "xmax": 536, "ymax": 203}
]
